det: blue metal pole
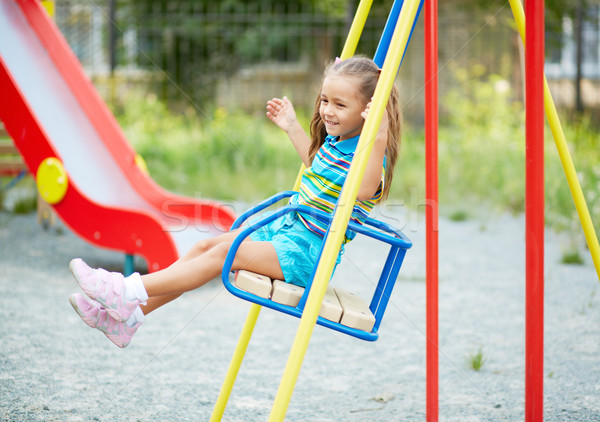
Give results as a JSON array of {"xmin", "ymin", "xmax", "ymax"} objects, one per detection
[{"xmin": 373, "ymin": 0, "xmax": 424, "ymax": 69}]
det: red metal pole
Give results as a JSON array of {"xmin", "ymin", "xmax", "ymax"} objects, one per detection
[
  {"xmin": 424, "ymin": 0, "xmax": 439, "ymax": 420},
  {"xmin": 525, "ymin": 0, "xmax": 545, "ymax": 420}
]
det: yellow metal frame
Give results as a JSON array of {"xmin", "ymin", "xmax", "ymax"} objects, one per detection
[
  {"xmin": 211, "ymin": 1, "xmax": 376, "ymax": 420},
  {"xmin": 270, "ymin": 0, "xmax": 421, "ymax": 420},
  {"xmin": 509, "ymin": 0, "xmax": 600, "ymax": 281},
  {"xmin": 291, "ymin": 0, "xmax": 375, "ymax": 192},
  {"xmin": 41, "ymin": 0, "xmax": 55, "ymax": 18},
  {"xmin": 211, "ymin": 0, "xmax": 424, "ymax": 419},
  {"xmin": 210, "ymin": 304, "xmax": 261, "ymax": 422},
  {"xmin": 212, "ymin": 1, "xmax": 599, "ymax": 420}
]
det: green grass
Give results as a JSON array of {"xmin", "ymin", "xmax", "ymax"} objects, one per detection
[
  {"xmin": 560, "ymin": 250, "xmax": 584, "ymax": 265},
  {"xmin": 117, "ymin": 94, "xmax": 301, "ymax": 202},
  {"xmin": 449, "ymin": 209, "xmax": 469, "ymax": 222},
  {"xmin": 2, "ymin": 177, "xmax": 37, "ymax": 214},
  {"xmin": 12, "ymin": 191, "xmax": 37, "ymax": 214},
  {"xmin": 389, "ymin": 68, "xmax": 600, "ymax": 234},
  {"xmin": 110, "ymin": 71, "xmax": 600, "ymax": 235},
  {"xmin": 466, "ymin": 346, "xmax": 487, "ymax": 371}
]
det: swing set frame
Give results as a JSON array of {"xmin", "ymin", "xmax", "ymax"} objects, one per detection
[{"xmin": 211, "ymin": 0, "xmax": 600, "ymax": 420}]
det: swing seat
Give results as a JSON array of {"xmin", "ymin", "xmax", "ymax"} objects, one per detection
[
  {"xmin": 236, "ymin": 270, "xmax": 376, "ymax": 331},
  {"xmin": 221, "ymin": 191, "xmax": 412, "ymax": 341}
]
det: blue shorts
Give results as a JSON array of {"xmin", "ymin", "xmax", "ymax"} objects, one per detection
[{"xmin": 248, "ymin": 212, "xmax": 342, "ymax": 287}]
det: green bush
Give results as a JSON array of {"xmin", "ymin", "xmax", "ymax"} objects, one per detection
[
  {"xmin": 113, "ymin": 74, "xmax": 600, "ymax": 235},
  {"xmin": 118, "ymin": 94, "xmax": 301, "ymax": 202},
  {"xmin": 391, "ymin": 66, "xmax": 600, "ymax": 233},
  {"xmin": 387, "ymin": 66, "xmax": 528, "ymax": 214},
  {"xmin": 437, "ymin": 66, "xmax": 526, "ymax": 213}
]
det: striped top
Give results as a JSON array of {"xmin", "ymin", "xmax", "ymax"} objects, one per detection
[{"xmin": 289, "ymin": 134, "xmax": 385, "ymax": 243}]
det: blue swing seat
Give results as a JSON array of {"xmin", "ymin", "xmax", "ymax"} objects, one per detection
[{"xmin": 221, "ymin": 191, "xmax": 412, "ymax": 341}]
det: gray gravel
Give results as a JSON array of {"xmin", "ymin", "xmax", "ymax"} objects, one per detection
[{"xmin": 1, "ymin": 207, "xmax": 599, "ymax": 421}]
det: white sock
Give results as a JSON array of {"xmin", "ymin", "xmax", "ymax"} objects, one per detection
[
  {"xmin": 124, "ymin": 272, "xmax": 149, "ymax": 305},
  {"xmin": 126, "ymin": 306, "xmax": 145, "ymax": 327}
]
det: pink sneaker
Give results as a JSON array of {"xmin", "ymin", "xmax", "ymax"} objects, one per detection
[
  {"xmin": 69, "ymin": 293, "xmax": 139, "ymax": 348},
  {"xmin": 69, "ymin": 258, "xmax": 140, "ymax": 322},
  {"xmin": 69, "ymin": 292, "xmax": 103, "ymax": 329}
]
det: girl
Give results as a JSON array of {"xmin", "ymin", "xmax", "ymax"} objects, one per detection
[{"xmin": 68, "ymin": 56, "xmax": 402, "ymax": 348}]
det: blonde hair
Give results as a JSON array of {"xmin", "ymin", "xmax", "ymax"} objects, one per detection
[{"xmin": 308, "ymin": 56, "xmax": 402, "ymax": 201}]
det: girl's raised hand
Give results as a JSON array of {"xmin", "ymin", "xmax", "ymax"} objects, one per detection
[
  {"xmin": 361, "ymin": 99, "xmax": 389, "ymax": 137},
  {"xmin": 266, "ymin": 96, "xmax": 298, "ymax": 133}
]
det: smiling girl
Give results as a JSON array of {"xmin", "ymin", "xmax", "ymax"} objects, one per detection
[{"xmin": 67, "ymin": 56, "xmax": 402, "ymax": 348}]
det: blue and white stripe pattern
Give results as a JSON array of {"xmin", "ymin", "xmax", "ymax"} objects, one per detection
[{"xmin": 289, "ymin": 135, "xmax": 385, "ymax": 243}]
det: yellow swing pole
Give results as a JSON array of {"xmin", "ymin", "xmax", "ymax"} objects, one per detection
[
  {"xmin": 211, "ymin": 2, "xmax": 374, "ymax": 420},
  {"xmin": 509, "ymin": 0, "xmax": 600, "ymax": 282},
  {"xmin": 210, "ymin": 303, "xmax": 261, "ymax": 422},
  {"xmin": 339, "ymin": 0, "xmax": 373, "ymax": 60},
  {"xmin": 292, "ymin": 0, "xmax": 375, "ymax": 191},
  {"xmin": 269, "ymin": 1, "xmax": 422, "ymax": 420}
]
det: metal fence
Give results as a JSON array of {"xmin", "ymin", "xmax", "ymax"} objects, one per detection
[
  {"xmin": 55, "ymin": 1, "xmax": 590, "ymax": 115},
  {"xmin": 54, "ymin": 1, "xmax": 395, "ymax": 108}
]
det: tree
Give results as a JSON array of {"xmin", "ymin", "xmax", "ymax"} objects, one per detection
[{"xmin": 474, "ymin": 0, "xmax": 594, "ymax": 112}]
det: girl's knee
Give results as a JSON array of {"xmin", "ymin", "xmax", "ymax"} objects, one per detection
[
  {"xmin": 206, "ymin": 241, "xmax": 233, "ymax": 261},
  {"xmin": 184, "ymin": 238, "xmax": 216, "ymax": 260},
  {"xmin": 209, "ymin": 242, "xmax": 254, "ymax": 271}
]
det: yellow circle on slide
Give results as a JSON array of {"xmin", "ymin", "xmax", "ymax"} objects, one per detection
[{"xmin": 36, "ymin": 157, "xmax": 68, "ymax": 204}]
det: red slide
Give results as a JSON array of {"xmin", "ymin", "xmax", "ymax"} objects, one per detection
[{"xmin": 0, "ymin": 0, "xmax": 236, "ymax": 272}]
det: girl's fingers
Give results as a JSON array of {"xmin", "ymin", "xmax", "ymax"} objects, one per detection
[
  {"xmin": 266, "ymin": 97, "xmax": 292, "ymax": 121},
  {"xmin": 267, "ymin": 99, "xmax": 285, "ymax": 112},
  {"xmin": 266, "ymin": 104, "xmax": 281, "ymax": 117}
]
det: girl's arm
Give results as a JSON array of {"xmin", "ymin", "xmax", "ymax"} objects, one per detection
[
  {"xmin": 357, "ymin": 101, "xmax": 388, "ymax": 201},
  {"xmin": 266, "ymin": 97, "xmax": 312, "ymax": 167}
]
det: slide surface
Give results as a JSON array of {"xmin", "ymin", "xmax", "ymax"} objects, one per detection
[{"xmin": 0, "ymin": 0, "xmax": 236, "ymax": 271}]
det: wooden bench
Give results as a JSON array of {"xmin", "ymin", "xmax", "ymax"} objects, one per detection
[
  {"xmin": 0, "ymin": 124, "xmax": 56, "ymax": 228},
  {"xmin": 0, "ymin": 126, "xmax": 27, "ymax": 176},
  {"xmin": 235, "ymin": 270, "xmax": 376, "ymax": 332}
]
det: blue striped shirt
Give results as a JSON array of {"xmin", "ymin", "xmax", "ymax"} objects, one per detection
[{"xmin": 289, "ymin": 135, "xmax": 385, "ymax": 243}]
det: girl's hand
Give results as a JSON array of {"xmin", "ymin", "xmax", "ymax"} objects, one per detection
[
  {"xmin": 358, "ymin": 98, "xmax": 389, "ymax": 201},
  {"xmin": 267, "ymin": 96, "xmax": 311, "ymax": 166},
  {"xmin": 266, "ymin": 96, "xmax": 298, "ymax": 133},
  {"xmin": 361, "ymin": 99, "xmax": 389, "ymax": 136},
  {"xmin": 360, "ymin": 100, "xmax": 372, "ymax": 120}
]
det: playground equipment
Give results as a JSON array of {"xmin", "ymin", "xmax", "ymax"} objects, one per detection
[
  {"xmin": 212, "ymin": 0, "xmax": 600, "ymax": 421},
  {"xmin": 211, "ymin": 0, "xmax": 422, "ymax": 420},
  {"xmin": 509, "ymin": 0, "xmax": 600, "ymax": 419},
  {"xmin": 0, "ymin": 0, "xmax": 236, "ymax": 272},
  {"xmin": 508, "ymin": 0, "xmax": 600, "ymax": 283},
  {"xmin": 221, "ymin": 191, "xmax": 412, "ymax": 341},
  {"xmin": 2, "ymin": 1, "xmax": 597, "ymax": 421},
  {"xmin": 0, "ymin": 125, "xmax": 27, "ymax": 178}
]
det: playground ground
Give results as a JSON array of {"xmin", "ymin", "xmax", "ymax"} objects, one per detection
[{"xmin": 1, "ymin": 206, "xmax": 599, "ymax": 421}]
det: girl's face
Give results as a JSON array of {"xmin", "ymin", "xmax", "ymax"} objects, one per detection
[{"xmin": 319, "ymin": 75, "xmax": 366, "ymax": 140}]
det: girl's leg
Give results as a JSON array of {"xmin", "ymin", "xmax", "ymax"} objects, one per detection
[
  {"xmin": 137, "ymin": 229, "xmax": 243, "ymax": 315},
  {"xmin": 178, "ymin": 228, "xmax": 243, "ymax": 263},
  {"xmin": 141, "ymin": 240, "xmax": 283, "ymax": 298},
  {"xmin": 141, "ymin": 294, "xmax": 181, "ymax": 314},
  {"xmin": 69, "ymin": 231, "xmax": 282, "ymax": 347}
]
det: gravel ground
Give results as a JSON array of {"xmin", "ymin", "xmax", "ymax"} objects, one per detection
[{"xmin": 1, "ymin": 207, "xmax": 599, "ymax": 421}]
